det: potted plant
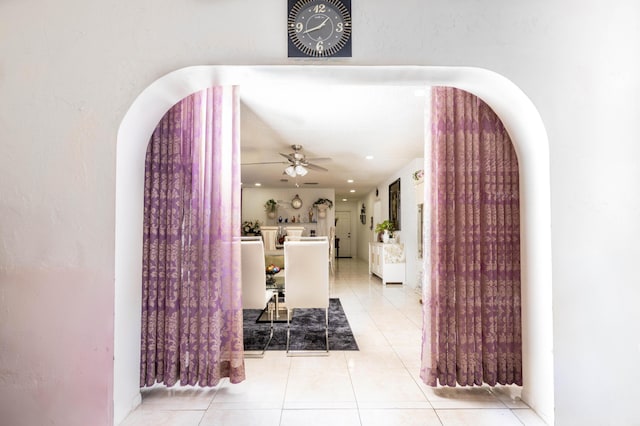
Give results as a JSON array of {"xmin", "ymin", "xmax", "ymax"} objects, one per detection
[
  {"xmin": 264, "ymin": 199, "xmax": 278, "ymax": 218},
  {"xmin": 313, "ymin": 198, "xmax": 333, "ymax": 218},
  {"xmin": 375, "ymin": 220, "xmax": 395, "ymax": 243},
  {"xmin": 242, "ymin": 220, "xmax": 262, "ymax": 236}
]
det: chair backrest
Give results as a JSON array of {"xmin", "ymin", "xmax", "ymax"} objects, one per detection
[
  {"xmin": 284, "ymin": 238, "xmax": 329, "ymax": 309},
  {"xmin": 240, "ymin": 237, "xmax": 267, "ymax": 309},
  {"xmin": 260, "ymin": 226, "xmax": 279, "ymax": 252},
  {"xmin": 285, "ymin": 226, "xmax": 305, "ymax": 238},
  {"xmin": 285, "ymin": 235, "xmax": 328, "ymax": 242}
]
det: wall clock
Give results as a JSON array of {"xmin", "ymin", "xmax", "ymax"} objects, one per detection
[
  {"xmin": 291, "ymin": 194, "xmax": 303, "ymax": 209},
  {"xmin": 287, "ymin": 0, "xmax": 352, "ymax": 58}
]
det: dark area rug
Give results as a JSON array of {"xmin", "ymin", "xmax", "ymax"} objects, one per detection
[{"xmin": 243, "ymin": 298, "xmax": 359, "ymax": 351}]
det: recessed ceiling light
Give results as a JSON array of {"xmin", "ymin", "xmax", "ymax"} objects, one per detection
[
  {"xmin": 365, "ymin": 155, "xmax": 374, "ymax": 160},
  {"xmin": 347, "ymin": 179, "xmax": 354, "ymax": 183},
  {"xmin": 350, "ymin": 189, "xmax": 356, "ymax": 193},
  {"xmin": 342, "ymin": 198, "xmax": 348, "ymax": 202},
  {"xmin": 254, "ymin": 183, "xmax": 262, "ymax": 187}
]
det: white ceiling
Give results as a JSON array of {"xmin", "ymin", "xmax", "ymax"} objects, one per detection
[{"xmin": 240, "ymin": 83, "xmax": 427, "ymax": 200}]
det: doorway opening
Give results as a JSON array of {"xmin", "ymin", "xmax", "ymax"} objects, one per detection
[
  {"xmin": 115, "ymin": 66, "xmax": 554, "ymax": 425},
  {"xmin": 335, "ymin": 210, "xmax": 352, "ymax": 258}
]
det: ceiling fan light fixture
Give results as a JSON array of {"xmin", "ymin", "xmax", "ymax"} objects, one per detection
[
  {"xmin": 285, "ymin": 165, "xmax": 296, "ymax": 177},
  {"xmin": 295, "ymin": 165, "xmax": 308, "ymax": 176}
]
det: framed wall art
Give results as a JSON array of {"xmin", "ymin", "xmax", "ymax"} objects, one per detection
[{"xmin": 389, "ymin": 178, "xmax": 401, "ymax": 230}]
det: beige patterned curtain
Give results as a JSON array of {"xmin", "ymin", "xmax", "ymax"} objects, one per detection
[{"xmin": 421, "ymin": 87, "xmax": 522, "ymax": 387}]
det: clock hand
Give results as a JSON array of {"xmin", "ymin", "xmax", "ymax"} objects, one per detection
[
  {"xmin": 302, "ymin": 17, "xmax": 330, "ymax": 34},
  {"xmin": 318, "ymin": 16, "xmax": 330, "ymax": 28},
  {"xmin": 302, "ymin": 24, "xmax": 323, "ymax": 34}
]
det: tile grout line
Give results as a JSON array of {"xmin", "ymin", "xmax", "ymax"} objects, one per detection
[{"xmin": 278, "ymin": 354, "xmax": 293, "ymax": 426}]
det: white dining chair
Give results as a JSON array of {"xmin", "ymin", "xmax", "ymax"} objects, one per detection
[
  {"xmin": 283, "ymin": 237, "xmax": 330, "ymax": 355},
  {"xmin": 241, "ymin": 236, "xmax": 276, "ymax": 357}
]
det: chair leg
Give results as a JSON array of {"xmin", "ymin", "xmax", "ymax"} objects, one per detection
[
  {"xmin": 265, "ymin": 293, "xmax": 278, "ymax": 354},
  {"xmin": 245, "ymin": 320, "xmax": 273, "ymax": 358},
  {"xmin": 263, "ymin": 325, "xmax": 274, "ymax": 355},
  {"xmin": 245, "ymin": 295, "xmax": 276, "ymax": 358},
  {"xmin": 286, "ymin": 308, "xmax": 292, "ymax": 353},
  {"xmin": 324, "ymin": 307, "xmax": 329, "ymax": 353},
  {"xmin": 286, "ymin": 306, "xmax": 330, "ymax": 357},
  {"xmin": 261, "ymin": 306, "xmax": 275, "ymax": 356}
]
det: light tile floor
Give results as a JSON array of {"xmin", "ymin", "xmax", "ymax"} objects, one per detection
[{"xmin": 121, "ymin": 258, "xmax": 547, "ymax": 426}]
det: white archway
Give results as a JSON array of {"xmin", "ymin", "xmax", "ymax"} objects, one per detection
[{"xmin": 114, "ymin": 66, "xmax": 554, "ymax": 425}]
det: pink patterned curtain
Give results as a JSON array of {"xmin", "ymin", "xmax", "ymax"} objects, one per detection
[
  {"xmin": 421, "ymin": 87, "xmax": 522, "ymax": 387},
  {"xmin": 141, "ymin": 86, "xmax": 245, "ymax": 387}
]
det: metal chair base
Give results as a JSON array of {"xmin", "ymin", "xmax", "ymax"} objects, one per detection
[
  {"xmin": 286, "ymin": 307, "xmax": 329, "ymax": 357},
  {"xmin": 244, "ymin": 296, "xmax": 275, "ymax": 358}
]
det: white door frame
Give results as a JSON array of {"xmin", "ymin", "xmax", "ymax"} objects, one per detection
[{"xmin": 335, "ymin": 210, "xmax": 352, "ymax": 257}]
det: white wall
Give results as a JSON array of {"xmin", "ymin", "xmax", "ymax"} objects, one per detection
[
  {"xmin": 241, "ymin": 187, "xmax": 335, "ymax": 237},
  {"xmin": 365, "ymin": 159, "xmax": 425, "ymax": 289},
  {"xmin": 2, "ymin": 1, "xmax": 640, "ymax": 426},
  {"xmin": 357, "ymin": 193, "xmax": 379, "ymax": 261},
  {"xmin": 396, "ymin": 158, "xmax": 424, "ymax": 289}
]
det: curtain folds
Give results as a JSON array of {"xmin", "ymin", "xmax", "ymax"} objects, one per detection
[
  {"xmin": 421, "ymin": 87, "xmax": 522, "ymax": 388},
  {"xmin": 141, "ymin": 86, "xmax": 245, "ymax": 388}
]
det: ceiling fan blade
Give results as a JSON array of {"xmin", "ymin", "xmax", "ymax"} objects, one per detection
[
  {"xmin": 304, "ymin": 162, "xmax": 329, "ymax": 172},
  {"xmin": 279, "ymin": 152, "xmax": 296, "ymax": 162},
  {"xmin": 306, "ymin": 157, "xmax": 332, "ymax": 162},
  {"xmin": 241, "ymin": 161, "xmax": 288, "ymax": 165}
]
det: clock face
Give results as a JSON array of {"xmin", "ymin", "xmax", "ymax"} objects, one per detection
[
  {"xmin": 291, "ymin": 195, "xmax": 303, "ymax": 209},
  {"xmin": 288, "ymin": 0, "xmax": 352, "ymax": 58}
]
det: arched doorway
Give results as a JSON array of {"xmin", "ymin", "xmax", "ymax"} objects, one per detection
[{"xmin": 115, "ymin": 66, "xmax": 554, "ymax": 425}]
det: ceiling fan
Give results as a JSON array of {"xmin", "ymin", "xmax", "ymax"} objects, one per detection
[{"xmin": 242, "ymin": 144, "xmax": 330, "ymax": 177}]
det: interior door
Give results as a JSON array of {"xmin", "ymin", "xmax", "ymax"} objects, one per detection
[{"xmin": 335, "ymin": 211, "xmax": 352, "ymax": 258}]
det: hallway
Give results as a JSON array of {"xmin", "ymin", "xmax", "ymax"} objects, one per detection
[{"xmin": 121, "ymin": 258, "xmax": 545, "ymax": 426}]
